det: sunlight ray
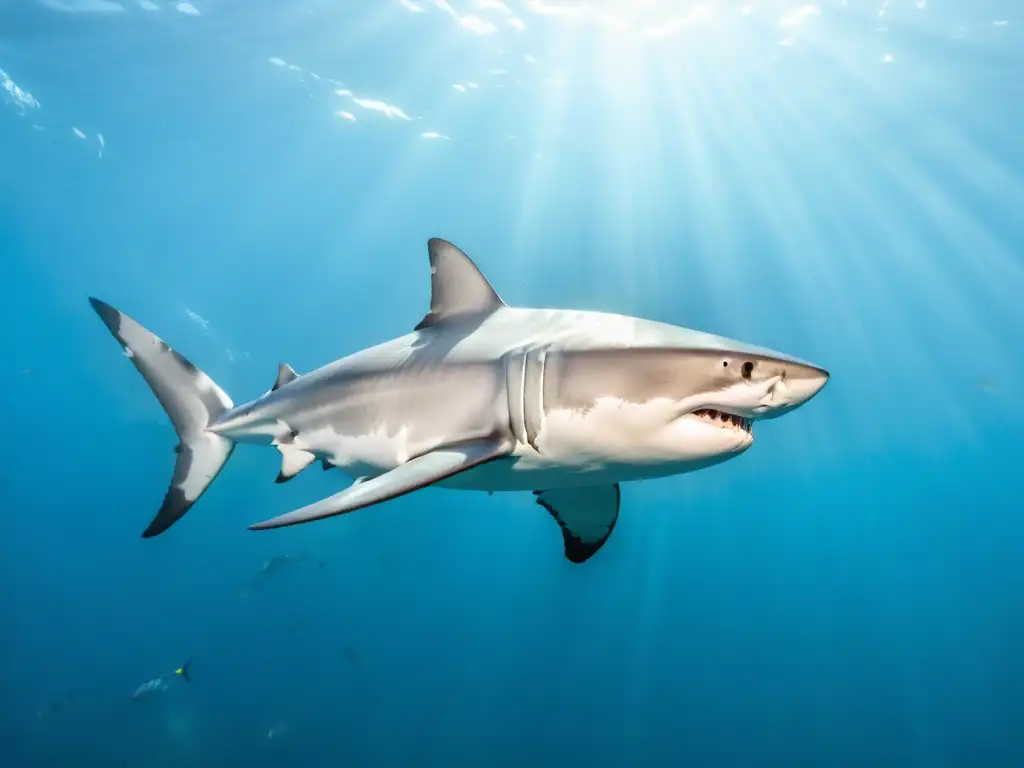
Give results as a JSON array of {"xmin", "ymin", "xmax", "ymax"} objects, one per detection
[{"xmin": 508, "ymin": 54, "xmax": 581, "ymax": 291}]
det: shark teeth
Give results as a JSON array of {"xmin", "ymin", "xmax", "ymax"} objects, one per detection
[{"xmin": 692, "ymin": 408, "xmax": 752, "ymax": 435}]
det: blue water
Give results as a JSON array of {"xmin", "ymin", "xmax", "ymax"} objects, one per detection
[{"xmin": 3, "ymin": 1, "xmax": 1023, "ymax": 765}]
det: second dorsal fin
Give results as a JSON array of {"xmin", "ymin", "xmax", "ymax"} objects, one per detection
[
  {"xmin": 414, "ymin": 238, "xmax": 506, "ymax": 331},
  {"xmin": 272, "ymin": 363, "xmax": 298, "ymax": 391}
]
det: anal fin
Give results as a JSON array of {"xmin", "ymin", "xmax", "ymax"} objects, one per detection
[
  {"xmin": 276, "ymin": 445, "xmax": 317, "ymax": 484},
  {"xmin": 251, "ymin": 439, "xmax": 509, "ymax": 530},
  {"xmin": 534, "ymin": 485, "xmax": 620, "ymax": 564}
]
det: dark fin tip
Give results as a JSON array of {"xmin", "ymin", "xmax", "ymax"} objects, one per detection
[
  {"xmin": 88, "ymin": 297, "xmax": 121, "ymax": 331},
  {"xmin": 274, "ymin": 473, "xmax": 291, "ymax": 485}
]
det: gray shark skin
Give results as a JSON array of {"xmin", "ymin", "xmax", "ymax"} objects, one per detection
[{"xmin": 89, "ymin": 238, "xmax": 829, "ymax": 564}]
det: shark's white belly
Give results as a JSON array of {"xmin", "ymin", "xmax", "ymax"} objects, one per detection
[
  {"xmin": 293, "ymin": 389, "xmax": 750, "ymax": 492},
  {"xmin": 442, "ymin": 396, "xmax": 751, "ymax": 491}
]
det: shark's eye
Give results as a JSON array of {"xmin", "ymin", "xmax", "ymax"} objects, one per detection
[{"xmin": 741, "ymin": 361, "xmax": 755, "ymax": 379}]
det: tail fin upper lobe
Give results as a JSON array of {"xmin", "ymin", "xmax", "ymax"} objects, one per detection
[{"xmin": 89, "ymin": 298, "xmax": 235, "ymax": 538}]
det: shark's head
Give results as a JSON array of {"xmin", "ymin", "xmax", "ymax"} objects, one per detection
[
  {"xmin": 540, "ymin": 327, "xmax": 829, "ymax": 472},
  {"xmin": 665, "ymin": 345, "xmax": 829, "ymax": 458}
]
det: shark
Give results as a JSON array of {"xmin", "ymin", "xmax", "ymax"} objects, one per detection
[{"xmin": 89, "ymin": 238, "xmax": 829, "ymax": 564}]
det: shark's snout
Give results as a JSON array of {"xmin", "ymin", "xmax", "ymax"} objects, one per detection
[{"xmin": 753, "ymin": 363, "xmax": 829, "ymax": 420}]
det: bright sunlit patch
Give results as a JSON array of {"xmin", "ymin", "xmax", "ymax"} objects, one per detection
[
  {"xmin": 353, "ymin": 98, "xmax": 410, "ymax": 119},
  {"xmin": 38, "ymin": 0, "xmax": 124, "ymax": 12},
  {"xmin": 461, "ymin": 14, "xmax": 497, "ymax": 33},
  {"xmin": 337, "ymin": 110, "xmax": 357, "ymax": 121},
  {"xmin": 429, "ymin": 0, "xmax": 498, "ymax": 34},
  {"xmin": 0, "ymin": 68, "xmax": 40, "ymax": 112},
  {"xmin": 779, "ymin": 4, "xmax": 819, "ymax": 27},
  {"xmin": 336, "ymin": 89, "xmax": 411, "ymax": 120},
  {"xmin": 643, "ymin": 5, "xmax": 713, "ymax": 40},
  {"xmin": 175, "ymin": 1, "xmax": 199, "ymax": 14},
  {"xmin": 138, "ymin": 0, "xmax": 158, "ymax": 9},
  {"xmin": 399, "ymin": 0, "xmax": 425, "ymax": 11},
  {"xmin": 474, "ymin": 0, "xmax": 509, "ymax": 12},
  {"xmin": 421, "ymin": 131, "xmax": 450, "ymax": 139}
]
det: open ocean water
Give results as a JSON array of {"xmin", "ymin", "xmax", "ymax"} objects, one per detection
[{"xmin": 2, "ymin": 1, "xmax": 1023, "ymax": 766}]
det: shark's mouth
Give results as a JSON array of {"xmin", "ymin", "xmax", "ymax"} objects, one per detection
[{"xmin": 692, "ymin": 408, "xmax": 752, "ymax": 435}]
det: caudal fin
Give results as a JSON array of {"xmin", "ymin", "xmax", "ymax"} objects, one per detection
[
  {"xmin": 89, "ymin": 298, "xmax": 235, "ymax": 538},
  {"xmin": 176, "ymin": 657, "xmax": 193, "ymax": 682}
]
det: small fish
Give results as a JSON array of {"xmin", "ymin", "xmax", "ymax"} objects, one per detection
[
  {"xmin": 237, "ymin": 552, "xmax": 319, "ymax": 598},
  {"xmin": 267, "ymin": 721, "xmax": 292, "ymax": 740},
  {"xmin": 132, "ymin": 658, "xmax": 192, "ymax": 699},
  {"xmin": 36, "ymin": 689, "xmax": 78, "ymax": 718}
]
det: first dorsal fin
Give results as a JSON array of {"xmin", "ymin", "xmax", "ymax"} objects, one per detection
[
  {"xmin": 272, "ymin": 363, "xmax": 298, "ymax": 391},
  {"xmin": 414, "ymin": 238, "xmax": 506, "ymax": 331}
]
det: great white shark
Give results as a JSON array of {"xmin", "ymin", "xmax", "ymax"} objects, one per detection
[{"xmin": 90, "ymin": 238, "xmax": 829, "ymax": 564}]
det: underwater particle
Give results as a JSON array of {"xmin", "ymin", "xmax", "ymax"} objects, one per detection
[
  {"xmin": 72, "ymin": 126, "xmax": 86, "ymax": 139},
  {"xmin": 175, "ymin": 1, "xmax": 199, "ymax": 14},
  {"xmin": 883, "ymin": 53, "xmax": 893, "ymax": 64},
  {"xmin": 337, "ymin": 110, "xmax": 356, "ymax": 121},
  {"xmin": 268, "ymin": 57, "xmax": 287, "ymax": 67},
  {"xmin": 421, "ymin": 131, "xmax": 450, "ymax": 140},
  {"xmin": 182, "ymin": 306, "xmax": 210, "ymax": 331},
  {"xmin": 452, "ymin": 83, "xmax": 466, "ymax": 92},
  {"xmin": 97, "ymin": 132, "xmax": 105, "ymax": 157}
]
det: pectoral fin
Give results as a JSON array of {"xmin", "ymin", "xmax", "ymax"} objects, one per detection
[
  {"xmin": 534, "ymin": 484, "xmax": 620, "ymax": 564},
  {"xmin": 250, "ymin": 439, "xmax": 509, "ymax": 530}
]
